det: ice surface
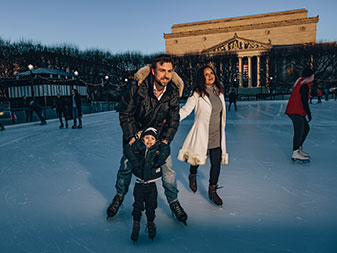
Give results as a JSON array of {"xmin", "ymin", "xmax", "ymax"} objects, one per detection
[{"xmin": 1, "ymin": 100, "xmax": 337, "ymax": 253}]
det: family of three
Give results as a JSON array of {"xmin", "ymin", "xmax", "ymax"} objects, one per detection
[{"xmin": 106, "ymin": 55, "xmax": 229, "ymax": 242}]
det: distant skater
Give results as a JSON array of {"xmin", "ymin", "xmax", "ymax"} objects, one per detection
[
  {"xmin": 228, "ymin": 88, "xmax": 237, "ymax": 111},
  {"xmin": 30, "ymin": 100, "xmax": 47, "ymax": 125},
  {"xmin": 317, "ymin": 88, "xmax": 322, "ymax": 103},
  {"xmin": 71, "ymin": 89, "xmax": 82, "ymax": 129},
  {"xmin": 324, "ymin": 88, "xmax": 329, "ymax": 101},
  {"xmin": 285, "ymin": 68, "xmax": 314, "ymax": 162},
  {"xmin": 23, "ymin": 96, "xmax": 32, "ymax": 122},
  {"xmin": 55, "ymin": 93, "xmax": 68, "ymax": 128}
]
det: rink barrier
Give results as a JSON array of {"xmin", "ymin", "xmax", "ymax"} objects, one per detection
[{"xmin": 0, "ymin": 101, "xmax": 118, "ymax": 126}]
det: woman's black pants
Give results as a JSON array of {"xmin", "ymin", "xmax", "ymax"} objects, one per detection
[{"xmin": 190, "ymin": 147, "xmax": 221, "ymax": 186}]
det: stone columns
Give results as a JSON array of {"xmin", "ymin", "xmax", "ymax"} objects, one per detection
[
  {"xmin": 248, "ymin": 56, "xmax": 252, "ymax": 88},
  {"xmin": 257, "ymin": 55, "xmax": 261, "ymax": 87},
  {"xmin": 238, "ymin": 57, "xmax": 243, "ymax": 87},
  {"xmin": 266, "ymin": 56, "xmax": 270, "ymax": 86}
]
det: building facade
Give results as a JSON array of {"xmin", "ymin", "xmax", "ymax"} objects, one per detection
[{"xmin": 164, "ymin": 9, "xmax": 319, "ymax": 88}]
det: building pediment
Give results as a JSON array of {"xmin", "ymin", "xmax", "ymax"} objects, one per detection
[{"xmin": 203, "ymin": 34, "xmax": 272, "ymax": 54}]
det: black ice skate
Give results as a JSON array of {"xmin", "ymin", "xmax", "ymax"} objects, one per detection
[
  {"xmin": 106, "ymin": 194, "xmax": 124, "ymax": 218},
  {"xmin": 146, "ymin": 222, "xmax": 156, "ymax": 241},
  {"xmin": 169, "ymin": 200, "xmax": 188, "ymax": 226},
  {"xmin": 131, "ymin": 220, "xmax": 140, "ymax": 243}
]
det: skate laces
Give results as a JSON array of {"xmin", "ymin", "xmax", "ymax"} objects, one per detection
[
  {"xmin": 145, "ymin": 222, "xmax": 156, "ymax": 233},
  {"xmin": 170, "ymin": 201, "xmax": 184, "ymax": 217},
  {"xmin": 110, "ymin": 195, "xmax": 124, "ymax": 211}
]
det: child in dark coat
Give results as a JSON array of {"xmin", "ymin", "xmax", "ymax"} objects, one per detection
[{"xmin": 124, "ymin": 127, "xmax": 170, "ymax": 242}]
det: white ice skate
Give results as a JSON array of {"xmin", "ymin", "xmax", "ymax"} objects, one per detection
[
  {"xmin": 292, "ymin": 149, "xmax": 310, "ymax": 162},
  {"xmin": 299, "ymin": 146, "xmax": 310, "ymax": 158}
]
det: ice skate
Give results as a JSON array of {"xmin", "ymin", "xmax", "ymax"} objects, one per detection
[
  {"xmin": 299, "ymin": 146, "xmax": 310, "ymax": 158},
  {"xmin": 131, "ymin": 220, "xmax": 140, "ymax": 243},
  {"xmin": 169, "ymin": 200, "xmax": 188, "ymax": 226},
  {"xmin": 291, "ymin": 149, "xmax": 310, "ymax": 162},
  {"xmin": 106, "ymin": 194, "xmax": 124, "ymax": 218},
  {"xmin": 188, "ymin": 173, "xmax": 197, "ymax": 193},
  {"xmin": 208, "ymin": 185, "xmax": 223, "ymax": 206},
  {"xmin": 146, "ymin": 222, "xmax": 156, "ymax": 241}
]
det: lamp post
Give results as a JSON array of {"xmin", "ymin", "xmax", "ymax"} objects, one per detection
[
  {"xmin": 73, "ymin": 71, "xmax": 79, "ymax": 102},
  {"xmin": 43, "ymin": 92, "xmax": 47, "ymax": 119},
  {"xmin": 105, "ymin": 75, "xmax": 109, "ymax": 108},
  {"xmin": 74, "ymin": 71, "xmax": 79, "ymax": 87},
  {"xmin": 269, "ymin": 76, "xmax": 273, "ymax": 100},
  {"xmin": 28, "ymin": 64, "xmax": 34, "ymax": 97}
]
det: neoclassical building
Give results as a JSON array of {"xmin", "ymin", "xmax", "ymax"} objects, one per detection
[{"xmin": 164, "ymin": 9, "xmax": 319, "ymax": 88}]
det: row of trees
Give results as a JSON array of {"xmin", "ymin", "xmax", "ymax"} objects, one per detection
[{"xmin": 1, "ymin": 37, "xmax": 336, "ymax": 100}]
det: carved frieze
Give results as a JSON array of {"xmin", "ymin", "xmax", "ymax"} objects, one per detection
[{"xmin": 203, "ymin": 34, "xmax": 272, "ymax": 54}]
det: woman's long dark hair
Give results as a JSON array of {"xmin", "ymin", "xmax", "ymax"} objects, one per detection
[{"xmin": 193, "ymin": 65, "xmax": 224, "ymax": 97}]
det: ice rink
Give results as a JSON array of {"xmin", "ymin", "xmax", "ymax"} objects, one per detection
[{"xmin": 1, "ymin": 100, "xmax": 336, "ymax": 253}]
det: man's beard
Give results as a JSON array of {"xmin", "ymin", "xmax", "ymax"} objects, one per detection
[{"xmin": 155, "ymin": 77, "xmax": 170, "ymax": 87}]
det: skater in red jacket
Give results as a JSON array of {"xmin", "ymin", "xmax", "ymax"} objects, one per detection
[
  {"xmin": 317, "ymin": 88, "xmax": 322, "ymax": 103},
  {"xmin": 285, "ymin": 68, "xmax": 314, "ymax": 162}
]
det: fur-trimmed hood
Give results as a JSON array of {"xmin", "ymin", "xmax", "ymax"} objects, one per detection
[{"xmin": 134, "ymin": 65, "xmax": 184, "ymax": 97}]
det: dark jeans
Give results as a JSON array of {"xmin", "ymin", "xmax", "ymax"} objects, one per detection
[
  {"xmin": 288, "ymin": 114, "xmax": 310, "ymax": 151},
  {"xmin": 58, "ymin": 111, "xmax": 68, "ymax": 126},
  {"xmin": 34, "ymin": 109, "xmax": 46, "ymax": 124},
  {"xmin": 25, "ymin": 109, "xmax": 32, "ymax": 122},
  {"xmin": 132, "ymin": 182, "xmax": 157, "ymax": 222},
  {"xmin": 228, "ymin": 101, "xmax": 237, "ymax": 111},
  {"xmin": 72, "ymin": 107, "xmax": 82, "ymax": 126},
  {"xmin": 190, "ymin": 147, "xmax": 222, "ymax": 186}
]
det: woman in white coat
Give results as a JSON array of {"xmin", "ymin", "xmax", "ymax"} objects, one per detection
[{"xmin": 178, "ymin": 65, "xmax": 228, "ymax": 205}]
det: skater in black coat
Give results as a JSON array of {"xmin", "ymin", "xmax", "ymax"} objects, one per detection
[
  {"xmin": 107, "ymin": 55, "xmax": 187, "ymax": 226},
  {"xmin": 23, "ymin": 96, "xmax": 32, "ymax": 122},
  {"xmin": 124, "ymin": 127, "xmax": 170, "ymax": 242},
  {"xmin": 29, "ymin": 100, "xmax": 47, "ymax": 125},
  {"xmin": 228, "ymin": 89, "xmax": 237, "ymax": 111},
  {"xmin": 70, "ymin": 89, "xmax": 82, "ymax": 128},
  {"xmin": 55, "ymin": 93, "xmax": 68, "ymax": 128}
]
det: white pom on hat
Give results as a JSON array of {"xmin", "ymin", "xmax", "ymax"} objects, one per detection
[{"xmin": 142, "ymin": 127, "xmax": 158, "ymax": 139}]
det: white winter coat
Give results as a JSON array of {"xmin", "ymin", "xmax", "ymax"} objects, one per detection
[{"xmin": 178, "ymin": 91, "xmax": 229, "ymax": 166}]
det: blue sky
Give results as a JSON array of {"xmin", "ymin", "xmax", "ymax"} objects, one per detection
[{"xmin": 1, "ymin": 0, "xmax": 336, "ymax": 54}]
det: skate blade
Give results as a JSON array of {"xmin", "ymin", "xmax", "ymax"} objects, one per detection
[{"xmin": 292, "ymin": 158, "xmax": 310, "ymax": 163}]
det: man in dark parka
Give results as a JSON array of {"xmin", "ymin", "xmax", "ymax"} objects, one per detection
[{"xmin": 106, "ymin": 55, "xmax": 188, "ymax": 225}]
